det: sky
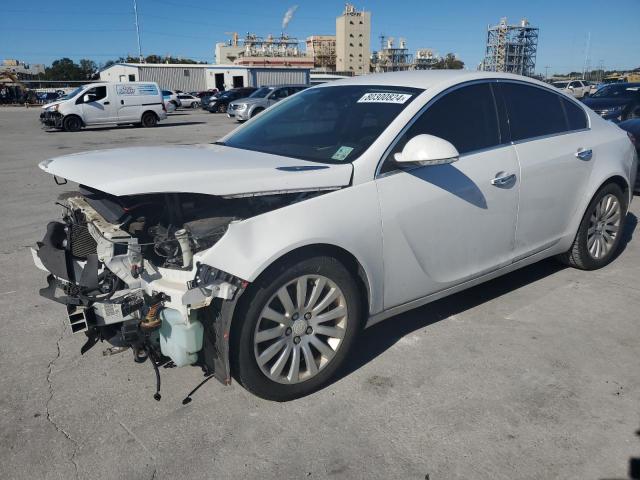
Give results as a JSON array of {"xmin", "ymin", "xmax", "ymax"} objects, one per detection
[{"xmin": 1, "ymin": 0, "xmax": 638, "ymax": 75}]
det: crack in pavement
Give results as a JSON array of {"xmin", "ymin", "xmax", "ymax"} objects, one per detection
[
  {"xmin": 45, "ymin": 320, "xmax": 80, "ymax": 480},
  {"xmin": 116, "ymin": 414, "xmax": 158, "ymax": 479}
]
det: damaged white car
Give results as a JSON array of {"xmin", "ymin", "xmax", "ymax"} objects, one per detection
[{"xmin": 33, "ymin": 71, "xmax": 637, "ymax": 401}]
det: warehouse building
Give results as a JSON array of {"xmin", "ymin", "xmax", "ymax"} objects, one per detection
[{"xmin": 99, "ymin": 63, "xmax": 310, "ymax": 91}]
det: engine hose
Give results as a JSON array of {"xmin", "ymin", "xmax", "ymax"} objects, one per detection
[{"xmin": 147, "ymin": 348, "xmax": 162, "ymax": 401}]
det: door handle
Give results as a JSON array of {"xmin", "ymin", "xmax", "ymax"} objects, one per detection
[
  {"xmin": 120, "ymin": 100, "xmax": 125, "ymax": 105},
  {"xmin": 103, "ymin": 101, "xmax": 110, "ymax": 105},
  {"xmin": 491, "ymin": 172, "xmax": 516, "ymax": 187},
  {"xmin": 575, "ymin": 148, "xmax": 592, "ymax": 161}
]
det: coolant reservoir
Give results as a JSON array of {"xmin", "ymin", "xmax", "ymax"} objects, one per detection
[{"xmin": 159, "ymin": 308, "xmax": 203, "ymax": 367}]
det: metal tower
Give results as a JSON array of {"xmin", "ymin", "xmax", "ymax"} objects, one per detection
[{"xmin": 482, "ymin": 18, "xmax": 539, "ymax": 77}]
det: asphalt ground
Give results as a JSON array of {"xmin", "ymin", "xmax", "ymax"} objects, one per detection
[{"xmin": 1, "ymin": 107, "xmax": 639, "ymax": 480}]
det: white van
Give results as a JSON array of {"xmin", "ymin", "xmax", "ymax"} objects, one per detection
[{"xmin": 40, "ymin": 82, "xmax": 167, "ymax": 131}]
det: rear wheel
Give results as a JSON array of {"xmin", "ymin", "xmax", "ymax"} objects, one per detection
[
  {"xmin": 558, "ymin": 183, "xmax": 627, "ymax": 270},
  {"xmin": 191, "ymin": 102, "xmax": 200, "ymax": 109},
  {"xmin": 216, "ymin": 103, "xmax": 227, "ymax": 113},
  {"xmin": 62, "ymin": 115, "xmax": 82, "ymax": 132},
  {"xmin": 231, "ymin": 256, "xmax": 361, "ymax": 401},
  {"xmin": 141, "ymin": 111, "xmax": 158, "ymax": 128}
]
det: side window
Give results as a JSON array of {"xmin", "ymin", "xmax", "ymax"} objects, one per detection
[
  {"xmin": 561, "ymin": 98, "xmax": 588, "ymax": 130},
  {"xmin": 273, "ymin": 88, "xmax": 288, "ymax": 99},
  {"xmin": 500, "ymin": 83, "xmax": 567, "ymax": 141},
  {"xmin": 76, "ymin": 86, "xmax": 107, "ymax": 104},
  {"xmin": 387, "ymin": 82, "xmax": 501, "ymax": 164}
]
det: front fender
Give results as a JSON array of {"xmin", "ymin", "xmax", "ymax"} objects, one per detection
[{"xmin": 195, "ymin": 181, "xmax": 385, "ymax": 316}]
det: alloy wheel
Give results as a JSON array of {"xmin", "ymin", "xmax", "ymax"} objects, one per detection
[
  {"xmin": 587, "ymin": 193, "xmax": 621, "ymax": 259},
  {"xmin": 253, "ymin": 275, "xmax": 348, "ymax": 385}
]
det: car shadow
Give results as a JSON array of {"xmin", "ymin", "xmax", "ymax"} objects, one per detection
[
  {"xmin": 46, "ymin": 121, "xmax": 207, "ymax": 132},
  {"xmin": 333, "ymin": 211, "xmax": 637, "ymax": 386},
  {"xmin": 407, "ymin": 163, "xmax": 488, "ymax": 209}
]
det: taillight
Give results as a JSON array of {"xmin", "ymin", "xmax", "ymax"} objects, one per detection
[{"xmin": 627, "ymin": 131, "xmax": 637, "ymax": 147}]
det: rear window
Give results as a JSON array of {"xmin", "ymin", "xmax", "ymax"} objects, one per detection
[
  {"xmin": 500, "ymin": 83, "xmax": 567, "ymax": 141},
  {"xmin": 562, "ymin": 98, "xmax": 588, "ymax": 131}
]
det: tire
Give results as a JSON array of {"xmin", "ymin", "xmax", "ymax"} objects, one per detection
[
  {"xmin": 141, "ymin": 112, "xmax": 158, "ymax": 128},
  {"xmin": 191, "ymin": 102, "xmax": 200, "ymax": 109},
  {"xmin": 216, "ymin": 103, "xmax": 227, "ymax": 114},
  {"xmin": 231, "ymin": 255, "xmax": 362, "ymax": 401},
  {"xmin": 250, "ymin": 107, "xmax": 265, "ymax": 118},
  {"xmin": 557, "ymin": 183, "xmax": 627, "ymax": 270},
  {"xmin": 62, "ymin": 115, "xmax": 82, "ymax": 132}
]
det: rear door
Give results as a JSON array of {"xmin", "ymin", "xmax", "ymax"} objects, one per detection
[
  {"xmin": 497, "ymin": 81, "xmax": 593, "ymax": 260},
  {"xmin": 78, "ymin": 85, "xmax": 117, "ymax": 124},
  {"xmin": 117, "ymin": 83, "xmax": 160, "ymax": 122}
]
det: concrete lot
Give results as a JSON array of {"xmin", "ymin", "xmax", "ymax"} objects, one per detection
[{"xmin": 0, "ymin": 107, "xmax": 639, "ymax": 480}]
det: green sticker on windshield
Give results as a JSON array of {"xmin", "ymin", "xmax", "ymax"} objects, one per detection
[{"xmin": 331, "ymin": 146, "xmax": 354, "ymax": 161}]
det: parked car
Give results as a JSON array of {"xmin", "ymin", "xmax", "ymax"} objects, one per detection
[
  {"xmin": 192, "ymin": 89, "xmax": 218, "ymax": 98},
  {"xmin": 228, "ymin": 85, "xmax": 309, "ymax": 121},
  {"xmin": 552, "ymin": 79, "xmax": 590, "ymax": 98},
  {"xmin": 618, "ymin": 118, "xmax": 640, "ymax": 192},
  {"xmin": 40, "ymin": 82, "xmax": 166, "ymax": 131},
  {"xmin": 176, "ymin": 94, "xmax": 200, "ymax": 109},
  {"xmin": 204, "ymin": 87, "xmax": 257, "ymax": 113},
  {"xmin": 32, "ymin": 71, "xmax": 637, "ymax": 401},
  {"xmin": 163, "ymin": 99, "xmax": 177, "ymax": 113},
  {"xmin": 583, "ymin": 83, "xmax": 640, "ymax": 122},
  {"xmin": 161, "ymin": 90, "xmax": 181, "ymax": 108}
]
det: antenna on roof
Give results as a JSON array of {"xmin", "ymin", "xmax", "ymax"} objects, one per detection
[{"xmin": 133, "ymin": 0, "xmax": 143, "ymax": 63}]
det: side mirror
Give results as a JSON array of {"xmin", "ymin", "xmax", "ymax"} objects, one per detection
[
  {"xmin": 568, "ymin": 85, "xmax": 574, "ymax": 90},
  {"xmin": 83, "ymin": 94, "xmax": 91, "ymax": 103},
  {"xmin": 394, "ymin": 134, "xmax": 459, "ymax": 166}
]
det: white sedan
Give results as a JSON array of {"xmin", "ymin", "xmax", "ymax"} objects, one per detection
[
  {"xmin": 177, "ymin": 94, "xmax": 201, "ymax": 109},
  {"xmin": 33, "ymin": 71, "xmax": 637, "ymax": 401}
]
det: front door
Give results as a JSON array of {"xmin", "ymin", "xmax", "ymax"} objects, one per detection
[
  {"xmin": 375, "ymin": 82, "xmax": 520, "ymax": 309},
  {"xmin": 78, "ymin": 85, "xmax": 117, "ymax": 124}
]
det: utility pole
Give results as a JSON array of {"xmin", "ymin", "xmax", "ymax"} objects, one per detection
[
  {"xmin": 545, "ymin": 65, "xmax": 550, "ymax": 81},
  {"xmin": 133, "ymin": 0, "xmax": 143, "ymax": 62}
]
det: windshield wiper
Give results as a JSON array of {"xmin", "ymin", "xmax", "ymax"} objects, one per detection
[{"xmin": 213, "ymin": 141, "xmax": 225, "ymax": 146}]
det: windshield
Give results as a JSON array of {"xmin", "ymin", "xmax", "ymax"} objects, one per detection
[
  {"xmin": 591, "ymin": 84, "xmax": 639, "ymax": 99},
  {"xmin": 61, "ymin": 87, "xmax": 84, "ymax": 100},
  {"xmin": 223, "ymin": 85, "xmax": 423, "ymax": 164},
  {"xmin": 249, "ymin": 87, "xmax": 274, "ymax": 98},
  {"xmin": 553, "ymin": 82, "xmax": 569, "ymax": 89}
]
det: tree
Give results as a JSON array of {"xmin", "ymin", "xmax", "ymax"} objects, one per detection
[
  {"xmin": 433, "ymin": 53, "xmax": 464, "ymax": 70},
  {"xmin": 43, "ymin": 58, "xmax": 83, "ymax": 80},
  {"xmin": 79, "ymin": 59, "xmax": 98, "ymax": 80}
]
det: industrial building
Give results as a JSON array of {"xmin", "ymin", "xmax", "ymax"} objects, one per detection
[
  {"xmin": 335, "ymin": 3, "xmax": 371, "ymax": 74},
  {"xmin": 306, "ymin": 36, "xmax": 337, "ymax": 70},
  {"xmin": 371, "ymin": 38, "xmax": 413, "ymax": 72},
  {"xmin": 481, "ymin": 18, "xmax": 539, "ymax": 76},
  {"xmin": 99, "ymin": 63, "xmax": 310, "ymax": 91},
  {"xmin": 215, "ymin": 33, "xmax": 313, "ymax": 69},
  {"xmin": 1, "ymin": 59, "xmax": 45, "ymax": 78}
]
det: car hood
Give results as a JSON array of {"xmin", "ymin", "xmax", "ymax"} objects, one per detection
[
  {"xmin": 38, "ymin": 144, "xmax": 353, "ymax": 197},
  {"xmin": 583, "ymin": 97, "xmax": 630, "ymax": 109}
]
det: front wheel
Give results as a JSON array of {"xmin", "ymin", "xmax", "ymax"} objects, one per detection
[
  {"xmin": 191, "ymin": 102, "xmax": 200, "ymax": 109},
  {"xmin": 62, "ymin": 115, "xmax": 82, "ymax": 132},
  {"xmin": 231, "ymin": 256, "xmax": 361, "ymax": 401},
  {"xmin": 558, "ymin": 183, "xmax": 627, "ymax": 270}
]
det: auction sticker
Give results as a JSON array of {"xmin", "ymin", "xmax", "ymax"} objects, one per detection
[
  {"xmin": 357, "ymin": 92, "xmax": 412, "ymax": 104},
  {"xmin": 331, "ymin": 146, "xmax": 354, "ymax": 161}
]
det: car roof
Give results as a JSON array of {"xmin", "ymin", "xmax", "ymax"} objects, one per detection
[{"xmin": 315, "ymin": 70, "xmax": 552, "ymax": 90}]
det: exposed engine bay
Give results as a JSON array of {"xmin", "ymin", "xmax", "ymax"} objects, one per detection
[{"xmin": 32, "ymin": 186, "xmax": 325, "ymax": 400}]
